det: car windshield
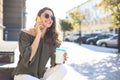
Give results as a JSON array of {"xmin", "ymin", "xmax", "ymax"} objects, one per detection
[{"xmin": 110, "ymin": 35, "xmax": 118, "ymax": 39}]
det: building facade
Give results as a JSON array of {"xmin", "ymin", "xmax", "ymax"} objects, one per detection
[
  {"xmin": 0, "ymin": 0, "xmax": 26, "ymax": 41},
  {"xmin": 67, "ymin": 0, "xmax": 118, "ymax": 33},
  {"xmin": 0, "ymin": 0, "xmax": 4, "ymax": 41},
  {"xmin": 3, "ymin": 0, "xmax": 26, "ymax": 41}
]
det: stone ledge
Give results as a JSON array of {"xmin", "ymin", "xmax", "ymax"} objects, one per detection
[
  {"xmin": 0, "ymin": 41, "xmax": 18, "ymax": 52},
  {"xmin": 0, "ymin": 52, "xmax": 14, "ymax": 63},
  {"xmin": 0, "ymin": 41, "xmax": 17, "ymax": 63}
]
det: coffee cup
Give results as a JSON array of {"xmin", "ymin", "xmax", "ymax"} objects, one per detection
[{"xmin": 55, "ymin": 48, "xmax": 66, "ymax": 64}]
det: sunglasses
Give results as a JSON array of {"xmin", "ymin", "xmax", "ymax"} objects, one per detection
[{"xmin": 44, "ymin": 13, "xmax": 55, "ymax": 20}]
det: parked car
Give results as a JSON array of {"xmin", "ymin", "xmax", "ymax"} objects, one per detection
[
  {"xmin": 86, "ymin": 34, "xmax": 114, "ymax": 45},
  {"xmin": 64, "ymin": 33, "xmax": 80, "ymax": 42},
  {"xmin": 96, "ymin": 35, "xmax": 118, "ymax": 48},
  {"xmin": 75, "ymin": 32, "xmax": 103, "ymax": 44}
]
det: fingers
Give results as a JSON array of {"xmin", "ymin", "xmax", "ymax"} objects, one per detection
[
  {"xmin": 35, "ymin": 22, "xmax": 42, "ymax": 28},
  {"xmin": 35, "ymin": 22, "xmax": 44, "ymax": 30},
  {"xmin": 64, "ymin": 53, "xmax": 68, "ymax": 61},
  {"xmin": 34, "ymin": 23, "xmax": 42, "ymax": 35}
]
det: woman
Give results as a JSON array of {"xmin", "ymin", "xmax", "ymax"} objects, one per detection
[{"xmin": 12, "ymin": 7, "xmax": 67, "ymax": 80}]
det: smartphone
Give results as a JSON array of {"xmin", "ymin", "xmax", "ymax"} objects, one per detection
[{"xmin": 36, "ymin": 16, "xmax": 44, "ymax": 29}]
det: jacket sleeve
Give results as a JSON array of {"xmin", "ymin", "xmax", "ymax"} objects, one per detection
[
  {"xmin": 50, "ymin": 47, "xmax": 56, "ymax": 67},
  {"xmin": 50, "ymin": 44, "xmax": 61, "ymax": 67},
  {"xmin": 18, "ymin": 32, "xmax": 35, "ymax": 68}
]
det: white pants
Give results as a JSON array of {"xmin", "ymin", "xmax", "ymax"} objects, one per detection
[
  {"xmin": 43, "ymin": 64, "xmax": 67, "ymax": 80},
  {"xmin": 14, "ymin": 74, "xmax": 42, "ymax": 80},
  {"xmin": 14, "ymin": 64, "xmax": 67, "ymax": 80}
]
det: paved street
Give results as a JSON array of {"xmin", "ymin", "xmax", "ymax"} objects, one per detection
[{"xmin": 62, "ymin": 42, "xmax": 120, "ymax": 80}]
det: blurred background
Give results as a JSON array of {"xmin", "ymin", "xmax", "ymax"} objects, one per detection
[{"xmin": 0, "ymin": 0, "xmax": 120, "ymax": 80}]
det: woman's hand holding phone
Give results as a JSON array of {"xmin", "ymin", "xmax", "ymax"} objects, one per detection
[
  {"xmin": 36, "ymin": 16, "xmax": 44, "ymax": 29},
  {"xmin": 34, "ymin": 16, "xmax": 44, "ymax": 35}
]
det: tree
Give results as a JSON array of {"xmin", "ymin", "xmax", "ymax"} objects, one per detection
[
  {"xmin": 68, "ymin": 9, "xmax": 85, "ymax": 44},
  {"xmin": 98, "ymin": 0, "xmax": 120, "ymax": 25},
  {"xmin": 68, "ymin": 9, "xmax": 85, "ymax": 34},
  {"xmin": 98, "ymin": 0, "xmax": 120, "ymax": 52},
  {"xmin": 69, "ymin": 9, "xmax": 85, "ymax": 27},
  {"xmin": 59, "ymin": 19, "xmax": 73, "ymax": 38},
  {"xmin": 69, "ymin": 9, "xmax": 85, "ymax": 22}
]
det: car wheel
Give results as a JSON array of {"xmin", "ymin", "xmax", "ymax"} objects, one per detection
[
  {"xmin": 89, "ymin": 41, "xmax": 94, "ymax": 45},
  {"xmin": 65, "ymin": 39, "xmax": 70, "ymax": 41},
  {"xmin": 101, "ymin": 43, "xmax": 107, "ymax": 47},
  {"xmin": 78, "ymin": 40, "xmax": 82, "ymax": 44},
  {"xmin": 75, "ymin": 38, "xmax": 81, "ymax": 44}
]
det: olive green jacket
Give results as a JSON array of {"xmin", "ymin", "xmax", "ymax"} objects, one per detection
[{"xmin": 12, "ymin": 31, "xmax": 56, "ymax": 78}]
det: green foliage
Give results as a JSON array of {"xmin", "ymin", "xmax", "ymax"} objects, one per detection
[
  {"xmin": 112, "ymin": 10, "xmax": 120, "ymax": 26},
  {"xmin": 99, "ymin": 0, "xmax": 120, "ymax": 27},
  {"xmin": 68, "ymin": 9, "xmax": 85, "ymax": 32},
  {"xmin": 69, "ymin": 9, "xmax": 85, "ymax": 25},
  {"xmin": 59, "ymin": 19, "xmax": 73, "ymax": 32}
]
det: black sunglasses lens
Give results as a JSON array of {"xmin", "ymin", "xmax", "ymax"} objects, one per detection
[
  {"xmin": 51, "ymin": 16, "xmax": 55, "ymax": 20},
  {"xmin": 45, "ymin": 13, "xmax": 55, "ymax": 20},
  {"xmin": 45, "ymin": 14, "xmax": 49, "ymax": 18}
]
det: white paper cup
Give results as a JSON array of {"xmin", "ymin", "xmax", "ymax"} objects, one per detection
[{"xmin": 55, "ymin": 48, "xmax": 66, "ymax": 64}]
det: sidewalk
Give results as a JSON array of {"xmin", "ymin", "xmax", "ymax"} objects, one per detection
[
  {"xmin": 63, "ymin": 64, "xmax": 88, "ymax": 80},
  {"xmin": 62, "ymin": 42, "xmax": 120, "ymax": 80}
]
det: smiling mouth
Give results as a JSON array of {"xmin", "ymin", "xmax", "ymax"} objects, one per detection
[{"xmin": 45, "ymin": 21, "xmax": 51, "ymax": 24}]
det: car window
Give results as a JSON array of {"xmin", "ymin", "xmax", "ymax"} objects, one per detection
[
  {"xmin": 113, "ymin": 36, "xmax": 118, "ymax": 39},
  {"xmin": 110, "ymin": 35, "xmax": 118, "ymax": 39}
]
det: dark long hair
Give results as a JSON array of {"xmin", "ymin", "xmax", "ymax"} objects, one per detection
[{"xmin": 37, "ymin": 7, "xmax": 61, "ymax": 47}]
